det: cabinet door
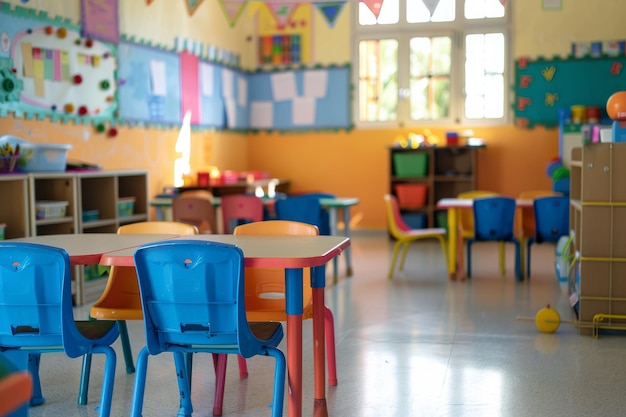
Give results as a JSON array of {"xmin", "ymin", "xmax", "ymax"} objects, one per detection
[{"xmin": 581, "ymin": 144, "xmax": 611, "ymax": 202}]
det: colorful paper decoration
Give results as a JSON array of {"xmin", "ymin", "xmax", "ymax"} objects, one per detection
[
  {"xmin": 81, "ymin": 0, "xmax": 119, "ymax": 44},
  {"xmin": 218, "ymin": 0, "xmax": 248, "ymax": 27},
  {"xmin": 360, "ymin": 0, "xmax": 383, "ymax": 19},
  {"xmin": 313, "ymin": 2, "xmax": 346, "ymax": 28},
  {"xmin": 184, "ymin": 0, "xmax": 205, "ymax": 16},
  {"xmin": 266, "ymin": 2, "xmax": 300, "ymax": 29}
]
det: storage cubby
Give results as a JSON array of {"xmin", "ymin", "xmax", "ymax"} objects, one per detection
[
  {"xmin": 0, "ymin": 174, "xmax": 29, "ymax": 239},
  {"xmin": 389, "ymin": 146, "xmax": 483, "ymax": 229}
]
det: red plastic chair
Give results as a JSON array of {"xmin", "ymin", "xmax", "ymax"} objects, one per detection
[{"xmin": 220, "ymin": 194, "xmax": 264, "ymax": 234}]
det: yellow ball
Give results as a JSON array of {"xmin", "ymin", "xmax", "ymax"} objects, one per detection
[{"xmin": 535, "ymin": 305, "xmax": 561, "ymax": 333}]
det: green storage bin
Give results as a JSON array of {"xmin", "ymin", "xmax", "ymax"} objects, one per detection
[
  {"xmin": 436, "ymin": 210, "xmax": 448, "ymax": 233},
  {"xmin": 393, "ymin": 152, "xmax": 428, "ymax": 178}
]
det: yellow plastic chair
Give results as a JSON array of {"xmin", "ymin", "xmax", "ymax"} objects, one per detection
[
  {"xmin": 233, "ymin": 220, "xmax": 339, "ymax": 386},
  {"xmin": 457, "ymin": 190, "xmax": 507, "ymax": 276},
  {"xmin": 90, "ymin": 221, "xmax": 198, "ymax": 374},
  {"xmin": 384, "ymin": 194, "xmax": 447, "ymax": 279},
  {"xmin": 172, "ymin": 194, "xmax": 217, "ymax": 234}
]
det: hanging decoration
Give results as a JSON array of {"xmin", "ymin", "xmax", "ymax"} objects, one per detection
[
  {"xmin": 81, "ymin": 0, "xmax": 119, "ymax": 44},
  {"xmin": 218, "ymin": 0, "xmax": 249, "ymax": 27},
  {"xmin": 184, "ymin": 0, "xmax": 205, "ymax": 16},
  {"xmin": 422, "ymin": 0, "xmax": 440, "ymax": 17},
  {"xmin": 360, "ymin": 0, "xmax": 383, "ymax": 19},
  {"xmin": 266, "ymin": 2, "xmax": 300, "ymax": 30},
  {"xmin": 145, "ymin": 0, "xmax": 154, "ymax": 4},
  {"xmin": 313, "ymin": 2, "xmax": 346, "ymax": 28}
]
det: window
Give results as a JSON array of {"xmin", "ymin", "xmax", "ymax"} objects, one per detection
[{"xmin": 355, "ymin": 0, "xmax": 509, "ymax": 126}]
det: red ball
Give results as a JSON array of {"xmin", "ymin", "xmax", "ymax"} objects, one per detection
[{"xmin": 606, "ymin": 91, "xmax": 626, "ymax": 120}]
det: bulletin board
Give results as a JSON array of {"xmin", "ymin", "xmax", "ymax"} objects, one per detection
[
  {"xmin": 248, "ymin": 66, "xmax": 350, "ymax": 131},
  {"xmin": 117, "ymin": 42, "xmax": 181, "ymax": 125},
  {"xmin": 515, "ymin": 55, "xmax": 626, "ymax": 128}
]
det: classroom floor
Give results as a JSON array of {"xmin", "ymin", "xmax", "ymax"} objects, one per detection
[{"xmin": 24, "ymin": 230, "xmax": 626, "ymax": 417}]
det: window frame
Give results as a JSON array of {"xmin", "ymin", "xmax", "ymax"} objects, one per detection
[{"xmin": 352, "ymin": 0, "xmax": 511, "ymax": 129}]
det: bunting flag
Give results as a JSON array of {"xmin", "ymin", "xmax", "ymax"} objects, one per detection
[
  {"xmin": 218, "ymin": 0, "xmax": 248, "ymax": 27},
  {"xmin": 266, "ymin": 2, "xmax": 300, "ymax": 30},
  {"xmin": 422, "ymin": 0, "xmax": 440, "ymax": 16},
  {"xmin": 314, "ymin": 2, "xmax": 346, "ymax": 28},
  {"xmin": 184, "ymin": 0, "xmax": 205, "ymax": 15},
  {"xmin": 360, "ymin": 0, "xmax": 383, "ymax": 20}
]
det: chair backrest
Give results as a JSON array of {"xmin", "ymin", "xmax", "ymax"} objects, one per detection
[
  {"xmin": 517, "ymin": 190, "xmax": 561, "ymax": 237},
  {"xmin": 134, "ymin": 240, "xmax": 260, "ymax": 357},
  {"xmin": 533, "ymin": 195, "xmax": 570, "ymax": 243},
  {"xmin": 383, "ymin": 194, "xmax": 413, "ymax": 238},
  {"xmin": 458, "ymin": 190, "xmax": 499, "ymax": 236},
  {"xmin": 118, "ymin": 221, "xmax": 199, "ymax": 235},
  {"xmin": 274, "ymin": 193, "xmax": 333, "ymax": 235},
  {"xmin": 220, "ymin": 194, "xmax": 264, "ymax": 234},
  {"xmin": 472, "ymin": 196, "xmax": 517, "ymax": 241},
  {"xmin": 172, "ymin": 196, "xmax": 217, "ymax": 234},
  {"xmin": 0, "ymin": 243, "xmax": 70, "ymax": 352},
  {"xmin": 234, "ymin": 220, "xmax": 318, "ymax": 315}
]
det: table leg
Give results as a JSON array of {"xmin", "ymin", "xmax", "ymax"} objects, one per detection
[
  {"xmin": 446, "ymin": 208, "xmax": 458, "ymax": 280},
  {"xmin": 311, "ymin": 264, "xmax": 328, "ymax": 417},
  {"xmin": 342, "ymin": 207, "xmax": 353, "ymax": 277},
  {"xmin": 285, "ymin": 268, "xmax": 304, "ymax": 417},
  {"xmin": 327, "ymin": 208, "xmax": 339, "ymax": 282}
]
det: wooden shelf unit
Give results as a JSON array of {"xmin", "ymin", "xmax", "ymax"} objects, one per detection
[
  {"xmin": 0, "ymin": 170, "xmax": 148, "ymax": 305},
  {"xmin": 388, "ymin": 146, "xmax": 483, "ymax": 229},
  {"xmin": 569, "ymin": 143, "xmax": 626, "ymax": 334}
]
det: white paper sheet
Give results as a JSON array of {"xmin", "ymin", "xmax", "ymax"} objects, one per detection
[
  {"xmin": 271, "ymin": 72, "xmax": 297, "ymax": 101},
  {"xmin": 200, "ymin": 62, "xmax": 214, "ymax": 97},
  {"xmin": 150, "ymin": 59, "xmax": 167, "ymax": 96},
  {"xmin": 222, "ymin": 68, "xmax": 234, "ymax": 99},
  {"xmin": 250, "ymin": 101, "xmax": 274, "ymax": 128},
  {"xmin": 304, "ymin": 70, "xmax": 328, "ymax": 98},
  {"xmin": 238, "ymin": 77, "xmax": 247, "ymax": 107},
  {"xmin": 292, "ymin": 97, "xmax": 316, "ymax": 125},
  {"xmin": 224, "ymin": 98, "xmax": 237, "ymax": 128}
]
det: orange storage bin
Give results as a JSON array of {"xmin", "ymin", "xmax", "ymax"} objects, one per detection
[{"xmin": 394, "ymin": 184, "xmax": 428, "ymax": 208}]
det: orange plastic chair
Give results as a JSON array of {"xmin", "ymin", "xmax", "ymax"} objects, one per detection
[
  {"xmin": 220, "ymin": 194, "xmax": 264, "ymax": 234},
  {"xmin": 172, "ymin": 195, "xmax": 217, "ymax": 234},
  {"xmin": 384, "ymin": 194, "xmax": 447, "ymax": 279},
  {"xmin": 232, "ymin": 220, "xmax": 338, "ymax": 386},
  {"xmin": 90, "ymin": 221, "xmax": 198, "ymax": 374}
]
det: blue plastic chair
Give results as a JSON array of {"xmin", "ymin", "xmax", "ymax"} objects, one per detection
[
  {"xmin": 526, "ymin": 195, "xmax": 570, "ymax": 278},
  {"xmin": 275, "ymin": 193, "xmax": 336, "ymax": 274},
  {"xmin": 131, "ymin": 240, "xmax": 286, "ymax": 417},
  {"xmin": 466, "ymin": 197, "xmax": 522, "ymax": 280},
  {"xmin": 0, "ymin": 242, "xmax": 119, "ymax": 416}
]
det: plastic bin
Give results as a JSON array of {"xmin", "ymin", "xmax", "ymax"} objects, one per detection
[
  {"xmin": 35, "ymin": 201, "xmax": 68, "ymax": 220},
  {"xmin": 118, "ymin": 197, "xmax": 135, "ymax": 217},
  {"xmin": 393, "ymin": 152, "xmax": 428, "ymax": 178},
  {"xmin": 394, "ymin": 184, "xmax": 427, "ymax": 208},
  {"xmin": 0, "ymin": 223, "xmax": 5, "ymax": 240},
  {"xmin": 82, "ymin": 210, "xmax": 99, "ymax": 222},
  {"xmin": 401, "ymin": 213, "xmax": 428, "ymax": 229},
  {"xmin": 0, "ymin": 135, "xmax": 72, "ymax": 172}
]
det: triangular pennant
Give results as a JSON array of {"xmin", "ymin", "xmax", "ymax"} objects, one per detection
[
  {"xmin": 360, "ymin": 0, "xmax": 383, "ymax": 20},
  {"xmin": 218, "ymin": 0, "xmax": 248, "ymax": 27},
  {"xmin": 314, "ymin": 2, "xmax": 346, "ymax": 28},
  {"xmin": 266, "ymin": 2, "xmax": 299, "ymax": 30},
  {"xmin": 184, "ymin": 0, "xmax": 204, "ymax": 16},
  {"xmin": 422, "ymin": 0, "xmax": 441, "ymax": 17}
]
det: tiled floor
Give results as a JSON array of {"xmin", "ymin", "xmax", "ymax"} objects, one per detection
[{"xmin": 23, "ymin": 231, "xmax": 626, "ymax": 416}]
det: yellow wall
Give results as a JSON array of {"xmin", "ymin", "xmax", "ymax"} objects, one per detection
[{"xmin": 2, "ymin": 0, "xmax": 625, "ymax": 229}]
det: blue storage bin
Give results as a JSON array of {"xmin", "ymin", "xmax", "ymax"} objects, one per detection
[{"xmin": 401, "ymin": 212, "xmax": 428, "ymax": 229}]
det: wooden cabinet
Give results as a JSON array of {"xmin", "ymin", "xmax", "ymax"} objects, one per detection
[
  {"xmin": 569, "ymin": 143, "xmax": 626, "ymax": 334},
  {"xmin": 0, "ymin": 170, "xmax": 148, "ymax": 305},
  {"xmin": 388, "ymin": 146, "xmax": 483, "ymax": 229}
]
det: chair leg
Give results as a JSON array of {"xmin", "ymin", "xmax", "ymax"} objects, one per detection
[
  {"xmin": 514, "ymin": 240, "xmax": 523, "ymax": 281},
  {"xmin": 324, "ymin": 306, "xmax": 337, "ymax": 386},
  {"xmin": 78, "ymin": 353, "xmax": 91, "ymax": 405},
  {"xmin": 499, "ymin": 242, "xmax": 505, "ymax": 276},
  {"xmin": 466, "ymin": 240, "xmax": 472, "ymax": 278},
  {"xmin": 398, "ymin": 241, "xmax": 411, "ymax": 272},
  {"xmin": 117, "ymin": 320, "xmax": 136, "ymax": 374},
  {"xmin": 237, "ymin": 355, "xmax": 248, "ymax": 378},
  {"xmin": 266, "ymin": 347, "xmax": 286, "ymax": 417},
  {"xmin": 97, "ymin": 345, "xmax": 117, "ymax": 417},
  {"xmin": 130, "ymin": 348, "xmax": 150, "ymax": 417},
  {"xmin": 28, "ymin": 353, "xmax": 45, "ymax": 406},
  {"xmin": 388, "ymin": 241, "xmax": 403, "ymax": 279},
  {"xmin": 212, "ymin": 354, "xmax": 228, "ymax": 416},
  {"xmin": 526, "ymin": 239, "xmax": 532, "ymax": 279},
  {"xmin": 436, "ymin": 235, "xmax": 448, "ymax": 267},
  {"xmin": 174, "ymin": 352, "xmax": 193, "ymax": 417}
]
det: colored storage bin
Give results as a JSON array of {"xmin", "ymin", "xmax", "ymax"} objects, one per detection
[
  {"xmin": 82, "ymin": 210, "xmax": 99, "ymax": 222},
  {"xmin": 0, "ymin": 135, "xmax": 72, "ymax": 172},
  {"xmin": 0, "ymin": 223, "xmax": 5, "ymax": 240},
  {"xmin": 393, "ymin": 152, "xmax": 428, "ymax": 178},
  {"xmin": 401, "ymin": 213, "xmax": 428, "ymax": 229},
  {"xmin": 118, "ymin": 197, "xmax": 135, "ymax": 217},
  {"xmin": 394, "ymin": 183, "xmax": 428, "ymax": 208},
  {"xmin": 35, "ymin": 201, "xmax": 68, "ymax": 220},
  {"xmin": 436, "ymin": 210, "xmax": 448, "ymax": 232}
]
